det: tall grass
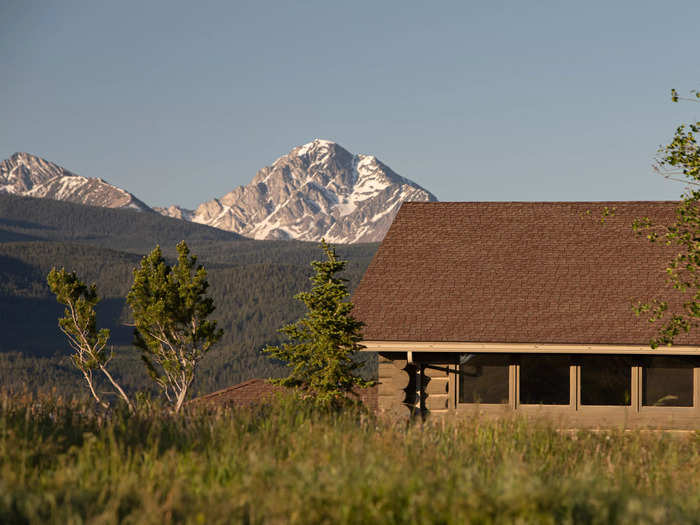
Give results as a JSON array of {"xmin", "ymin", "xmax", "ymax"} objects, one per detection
[{"xmin": 1, "ymin": 391, "xmax": 700, "ymax": 524}]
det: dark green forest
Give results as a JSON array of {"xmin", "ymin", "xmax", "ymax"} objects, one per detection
[{"xmin": 0, "ymin": 193, "xmax": 378, "ymax": 398}]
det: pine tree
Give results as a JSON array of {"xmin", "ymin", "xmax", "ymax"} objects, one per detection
[
  {"xmin": 47, "ymin": 268, "xmax": 132, "ymax": 410},
  {"xmin": 127, "ymin": 241, "xmax": 223, "ymax": 412},
  {"xmin": 265, "ymin": 240, "xmax": 372, "ymax": 406}
]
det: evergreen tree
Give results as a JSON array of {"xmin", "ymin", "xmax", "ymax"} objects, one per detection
[
  {"xmin": 47, "ymin": 268, "xmax": 132, "ymax": 409},
  {"xmin": 265, "ymin": 240, "xmax": 372, "ymax": 406},
  {"xmin": 127, "ymin": 241, "xmax": 222, "ymax": 412}
]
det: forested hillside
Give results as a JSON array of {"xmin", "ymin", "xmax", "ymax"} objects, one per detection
[
  {"xmin": 0, "ymin": 193, "xmax": 378, "ymax": 397},
  {"xmin": 0, "ymin": 193, "xmax": 241, "ymax": 250}
]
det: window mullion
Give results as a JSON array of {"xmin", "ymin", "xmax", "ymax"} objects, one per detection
[
  {"xmin": 631, "ymin": 364, "xmax": 641, "ymax": 412},
  {"xmin": 510, "ymin": 362, "xmax": 518, "ymax": 410},
  {"xmin": 571, "ymin": 364, "xmax": 580, "ymax": 410}
]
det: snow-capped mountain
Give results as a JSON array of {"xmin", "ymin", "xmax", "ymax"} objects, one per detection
[
  {"xmin": 0, "ymin": 152, "xmax": 150, "ymax": 211},
  {"xmin": 160, "ymin": 140, "xmax": 437, "ymax": 243},
  {"xmin": 3, "ymin": 143, "xmax": 438, "ymax": 243}
]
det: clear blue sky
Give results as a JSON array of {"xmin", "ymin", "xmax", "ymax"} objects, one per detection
[{"xmin": 2, "ymin": 1, "xmax": 699, "ymax": 209}]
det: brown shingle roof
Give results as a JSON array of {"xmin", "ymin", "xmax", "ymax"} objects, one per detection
[
  {"xmin": 190, "ymin": 378, "xmax": 378, "ymax": 411},
  {"xmin": 190, "ymin": 379, "xmax": 284, "ymax": 407},
  {"xmin": 352, "ymin": 201, "xmax": 698, "ymax": 346}
]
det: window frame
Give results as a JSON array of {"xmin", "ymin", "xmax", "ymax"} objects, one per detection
[
  {"xmin": 451, "ymin": 353, "xmax": 700, "ymax": 422},
  {"xmin": 456, "ymin": 354, "xmax": 512, "ymax": 407},
  {"xmin": 453, "ymin": 355, "xmax": 515, "ymax": 414},
  {"xmin": 516, "ymin": 354, "xmax": 575, "ymax": 412},
  {"xmin": 639, "ymin": 357, "xmax": 697, "ymax": 410},
  {"xmin": 573, "ymin": 356, "xmax": 636, "ymax": 421}
]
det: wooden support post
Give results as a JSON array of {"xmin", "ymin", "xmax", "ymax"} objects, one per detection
[{"xmin": 631, "ymin": 364, "xmax": 641, "ymax": 411}]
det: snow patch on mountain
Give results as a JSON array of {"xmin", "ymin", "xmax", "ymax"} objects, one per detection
[{"xmin": 153, "ymin": 204, "xmax": 194, "ymax": 221}]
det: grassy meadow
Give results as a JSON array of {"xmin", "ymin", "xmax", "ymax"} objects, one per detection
[{"xmin": 1, "ymin": 392, "xmax": 700, "ymax": 524}]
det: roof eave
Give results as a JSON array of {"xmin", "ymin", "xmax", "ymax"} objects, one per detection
[{"xmin": 361, "ymin": 340, "xmax": 700, "ymax": 356}]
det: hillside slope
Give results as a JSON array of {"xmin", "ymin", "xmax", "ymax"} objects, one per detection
[{"xmin": 0, "ymin": 192, "xmax": 244, "ymax": 252}]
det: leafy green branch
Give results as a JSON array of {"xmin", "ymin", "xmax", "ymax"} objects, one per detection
[{"xmin": 633, "ymin": 88, "xmax": 700, "ymax": 347}]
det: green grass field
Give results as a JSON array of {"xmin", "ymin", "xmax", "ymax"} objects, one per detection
[{"xmin": 1, "ymin": 392, "xmax": 700, "ymax": 524}]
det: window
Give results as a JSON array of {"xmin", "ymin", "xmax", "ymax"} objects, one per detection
[
  {"xmin": 458, "ymin": 354, "xmax": 509, "ymax": 404},
  {"xmin": 520, "ymin": 356, "xmax": 570, "ymax": 405},
  {"xmin": 580, "ymin": 357, "xmax": 632, "ymax": 406},
  {"xmin": 642, "ymin": 357, "xmax": 694, "ymax": 407}
]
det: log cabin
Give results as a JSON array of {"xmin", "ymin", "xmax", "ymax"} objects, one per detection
[{"xmin": 351, "ymin": 201, "xmax": 700, "ymax": 428}]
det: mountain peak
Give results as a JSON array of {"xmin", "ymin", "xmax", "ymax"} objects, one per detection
[
  {"xmin": 175, "ymin": 141, "xmax": 437, "ymax": 243},
  {"xmin": 4, "ymin": 151, "xmax": 70, "ymax": 173},
  {"xmin": 10, "ymin": 152, "xmax": 35, "ymax": 161},
  {"xmin": 289, "ymin": 139, "xmax": 347, "ymax": 161},
  {"xmin": 295, "ymin": 138, "xmax": 336, "ymax": 152},
  {"xmin": 12, "ymin": 151, "xmax": 42, "ymax": 159}
]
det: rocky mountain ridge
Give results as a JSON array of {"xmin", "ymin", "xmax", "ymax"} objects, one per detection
[
  {"xmin": 2, "ymin": 142, "xmax": 437, "ymax": 243},
  {"xmin": 0, "ymin": 152, "xmax": 150, "ymax": 211}
]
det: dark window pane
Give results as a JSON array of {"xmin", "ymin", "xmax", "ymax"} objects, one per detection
[
  {"xmin": 580, "ymin": 357, "xmax": 632, "ymax": 406},
  {"xmin": 459, "ymin": 355, "xmax": 509, "ymax": 404},
  {"xmin": 520, "ymin": 356, "xmax": 570, "ymax": 405},
  {"xmin": 643, "ymin": 358, "xmax": 694, "ymax": 407}
]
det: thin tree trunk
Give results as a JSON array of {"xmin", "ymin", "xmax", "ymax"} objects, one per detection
[
  {"xmin": 81, "ymin": 368, "xmax": 108, "ymax": 409},
  {"xmin": 99, "ymin": 365, "xmax": 134, "ymax": 412},
  {"xmin": 173, "ymin": 371, "xmax": 193, "ymax": 413},
  {"xmin": 174, "ymin": 386, "xmax": 188, "ymax": 413}
]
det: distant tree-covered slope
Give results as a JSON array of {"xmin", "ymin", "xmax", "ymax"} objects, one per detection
[
  {"xmin": 0, "ymin": 194, "xmax": 379, "ymax": 397},
  {"xmin": 0, "ymin": 192, "xmax": 243, "ymax": 252}
]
